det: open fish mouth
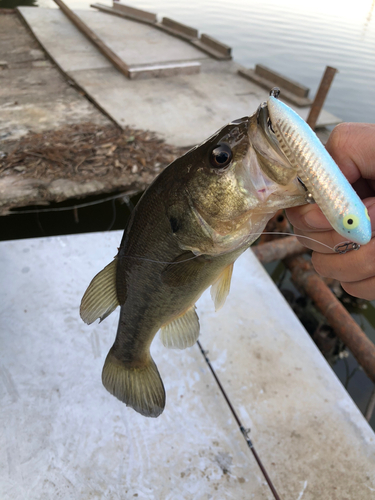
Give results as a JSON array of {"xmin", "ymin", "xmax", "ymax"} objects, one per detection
[{"xmin": 242, "ymin": 94, "xmax": 306, "ymax": 206}]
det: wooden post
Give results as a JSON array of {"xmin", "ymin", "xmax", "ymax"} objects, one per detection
[
  {"xmin": 306, "ymin": 66, "xmax": 338, "ymax": 129},
  {"xmin": 53, "ymin": 0, "xmax": 131, "ymax": 78}
]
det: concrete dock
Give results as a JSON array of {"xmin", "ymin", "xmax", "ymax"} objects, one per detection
[
  {"xmin": 0, "ymin": 10, "xmax": 110, "ymax": 142},
  {"xmin": 0, "ymin": 6, "xmax": 338, "ymax": 214},
  {"xmin": 0, "ymin": 232, "xmax": 374, "ymax": 499},
  {"xmin": 18, "ymin": 6, "xmax": 340, "ymax": 148}
]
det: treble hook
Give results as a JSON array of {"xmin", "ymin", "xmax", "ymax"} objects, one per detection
[
  {"xmin": 297, "ymin": 178, "xmax": 316, "ymax": 204},
  {"xmin": 270, "ymin": 87, "xmax": 281, "ymax": 98}
]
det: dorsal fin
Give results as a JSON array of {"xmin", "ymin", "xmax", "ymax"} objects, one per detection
[
  {"xmin": 160, "ymin": 305, "xmax": 200, "ymax": 349},
  {"xmin": 210, "ymin": 263, "xmax": 234, "ymax": 311},
  {"xmin": 80, "ymin": 259, "xmax": 119, "ymax": 325}
]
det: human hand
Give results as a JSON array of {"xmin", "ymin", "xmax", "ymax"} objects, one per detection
[{"xmin": 286, "ymin": 122, "xmax": 375, "ymax": 300}]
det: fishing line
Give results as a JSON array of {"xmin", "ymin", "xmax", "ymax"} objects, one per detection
[
  {"xmin": 7, "ymin": 192, "xmax": 133, "ymax": 214},
  {"xmin": 117, "ymin": 232, "xmax": 359, "ymax": 266},
  {"xmin": 260, "ymin": 232, "xmax": 334, "ymax": 251},
  {"xmin": 196, "ymin": 340, "xmax": 282, "ymax": 500},
  {"xmin": 9, "ymin": 199, "xmax": 360, "ymax": 256},
  {"xmin": 106, "ymin": 198, "xmax": 117, "ymax": 231}
]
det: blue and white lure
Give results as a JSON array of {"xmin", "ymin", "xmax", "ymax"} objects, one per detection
[{"xmin": 266, "ymin": 90, "xmax": 372, "ymax": 247}]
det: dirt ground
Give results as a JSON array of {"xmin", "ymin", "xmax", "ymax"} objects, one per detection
[{"xmin": 0, "ymin": 122, "xmax": 187, "ymax": 213}]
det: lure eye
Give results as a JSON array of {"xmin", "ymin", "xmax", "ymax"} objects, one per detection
[
  {"xmin": 365, "ymin": 208, "xmax": 371, "ymax": 221},
  {"xmin": 209, "ymin": 143, "xmax": 233, "ymax": 169},
  {"xmin": 343, "ymin": 214, "xmax": 360, "ymax": 230}
]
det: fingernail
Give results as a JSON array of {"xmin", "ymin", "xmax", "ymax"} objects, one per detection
[{"xmin": 303, "ymin": 210, "xmax": 331, "ymax": 229}]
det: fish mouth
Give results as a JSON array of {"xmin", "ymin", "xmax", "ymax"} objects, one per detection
[
  {"xmin": 255, "ymin": 101, "xmax": 281, "ymax": 153},
  {"xmin": 246, "ymin": 101, "xmax": 302, "ymax": 191}
]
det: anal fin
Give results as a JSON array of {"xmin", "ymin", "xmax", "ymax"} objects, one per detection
[
  {"xmin": 160, "ymin": 305, "xmax": 200, "ymax": 350},
  {"xmin": 102, "ymin": 350, "xmax": 165, "ymax": 418},
  {"xmin": 80, "ymin": 259, "xmax": 119, "ymax": 325},
  {"xmin": 210, "ymin": 262, "xmax": 234, "ymax": 311}
]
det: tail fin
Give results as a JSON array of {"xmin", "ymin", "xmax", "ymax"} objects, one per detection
[{"xmin": 102, "ymin": 350, "xmax": 166, "ymax": 418}]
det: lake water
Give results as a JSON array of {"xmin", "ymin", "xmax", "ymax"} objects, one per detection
[{"xmin": 27, "ymin": 0, "xmax": 375, "ymax": 124}]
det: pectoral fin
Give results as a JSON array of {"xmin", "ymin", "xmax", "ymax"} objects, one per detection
[
  {"xmin": 80, "ymin": 259, "xmax": 119, "ymax": 325},
  {"xmin": 210, "ymin": 263, "xmax": 234, "ymax": 311},
  {"xmin": 160, "ymin": 305, "xmax": 200, "ymax": 349},
  {"xmin": 161, "ymin": 253, "xmax": 209, "ymax": 287}
]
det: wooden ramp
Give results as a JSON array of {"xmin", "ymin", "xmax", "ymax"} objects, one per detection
[
  {"xmin": 0, "ymin": 232, "xmax": 374, "ymax": 499},
  {"xmin": 18, "ymin": 6, "xmax": 341, "ymax": 147}
]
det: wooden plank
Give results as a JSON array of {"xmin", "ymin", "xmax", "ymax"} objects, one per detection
[
  {"xmin": 238, "ymin": 68, "xmax": 312, "ymax": 107},
  {"xmin": 190, "ymin": 40, "xmax": 231, "ymax": 60},
  {"xmin": 112, "ymin": 1, "xmax": 157, "ymax": 23},
  {"xmin": 161, "ymin": 17, "xmax": 198, "ymax": 39},
  {"xmin": 90, "ymin": 3, "xmax": 229, "ymax": 60},
  {"xmin": 129, "ymin": 61, "xmax": 200, "ymax": 80},
  {"xmin": 53, "ymin": 0, "xmax": 131, "ymax": 78},
  {"xmin": 91, "ymin": 3, "xmax": 155, "ymax": 25},
  {"xmin": 255, "ymin": 64, "xmax": 309, "ymax": 98},
  {"xmin": 200, "ymin": 33, "xmax": 231, "ymax": 58}
]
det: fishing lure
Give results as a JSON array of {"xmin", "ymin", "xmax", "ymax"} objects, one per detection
[{"xmin": 266, "ymin": 89, "xmax": 372, "ymax": 245}]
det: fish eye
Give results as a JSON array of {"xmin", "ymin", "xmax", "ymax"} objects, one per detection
[
  {"xmin": 343, "ymin": 214, "xmax": 360, "ymax": 230},
  {"xmin": 209, "ymin": 143, "xmax": 233, "ymax": 169}
]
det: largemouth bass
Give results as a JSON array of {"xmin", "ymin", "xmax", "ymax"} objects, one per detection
[{"xmin": 80, "ymin": 92, "xmax": 370, "ymax": 418}]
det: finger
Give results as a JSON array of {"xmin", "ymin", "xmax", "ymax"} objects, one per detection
[
  {"xmin": 286, "ymin": 204, "xmax": 331, "ymax": 233},
  {"xmin": 341, "ymin": 277, "xmax": 375, "ymax": 301},
  {"xmin": 326, "ymin": 123, "xmax": 375, "ymax": 182},
  {"xmin": 288, "ymin": 198, "xmax": 375, "ymax": 252},
  {"xmin": 352, "ymin": 177, "xmax": 375, "ymax": 199},
  {"xmin": 311, "ymin": 237, "xmax": 375, "ymax": 282}
]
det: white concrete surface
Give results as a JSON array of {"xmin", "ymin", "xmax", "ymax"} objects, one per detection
[
  {"xmin": 18, "ymin": 7, "xmax": 341, "ymax": 147},
  {"xmin": 0, "ymin": 231, "xmax": 374, "ymax": 499}
]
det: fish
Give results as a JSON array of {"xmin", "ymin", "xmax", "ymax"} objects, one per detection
[{"xmin": 80, "ymin": 92, "xmax": 370, "ymax": 418}]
